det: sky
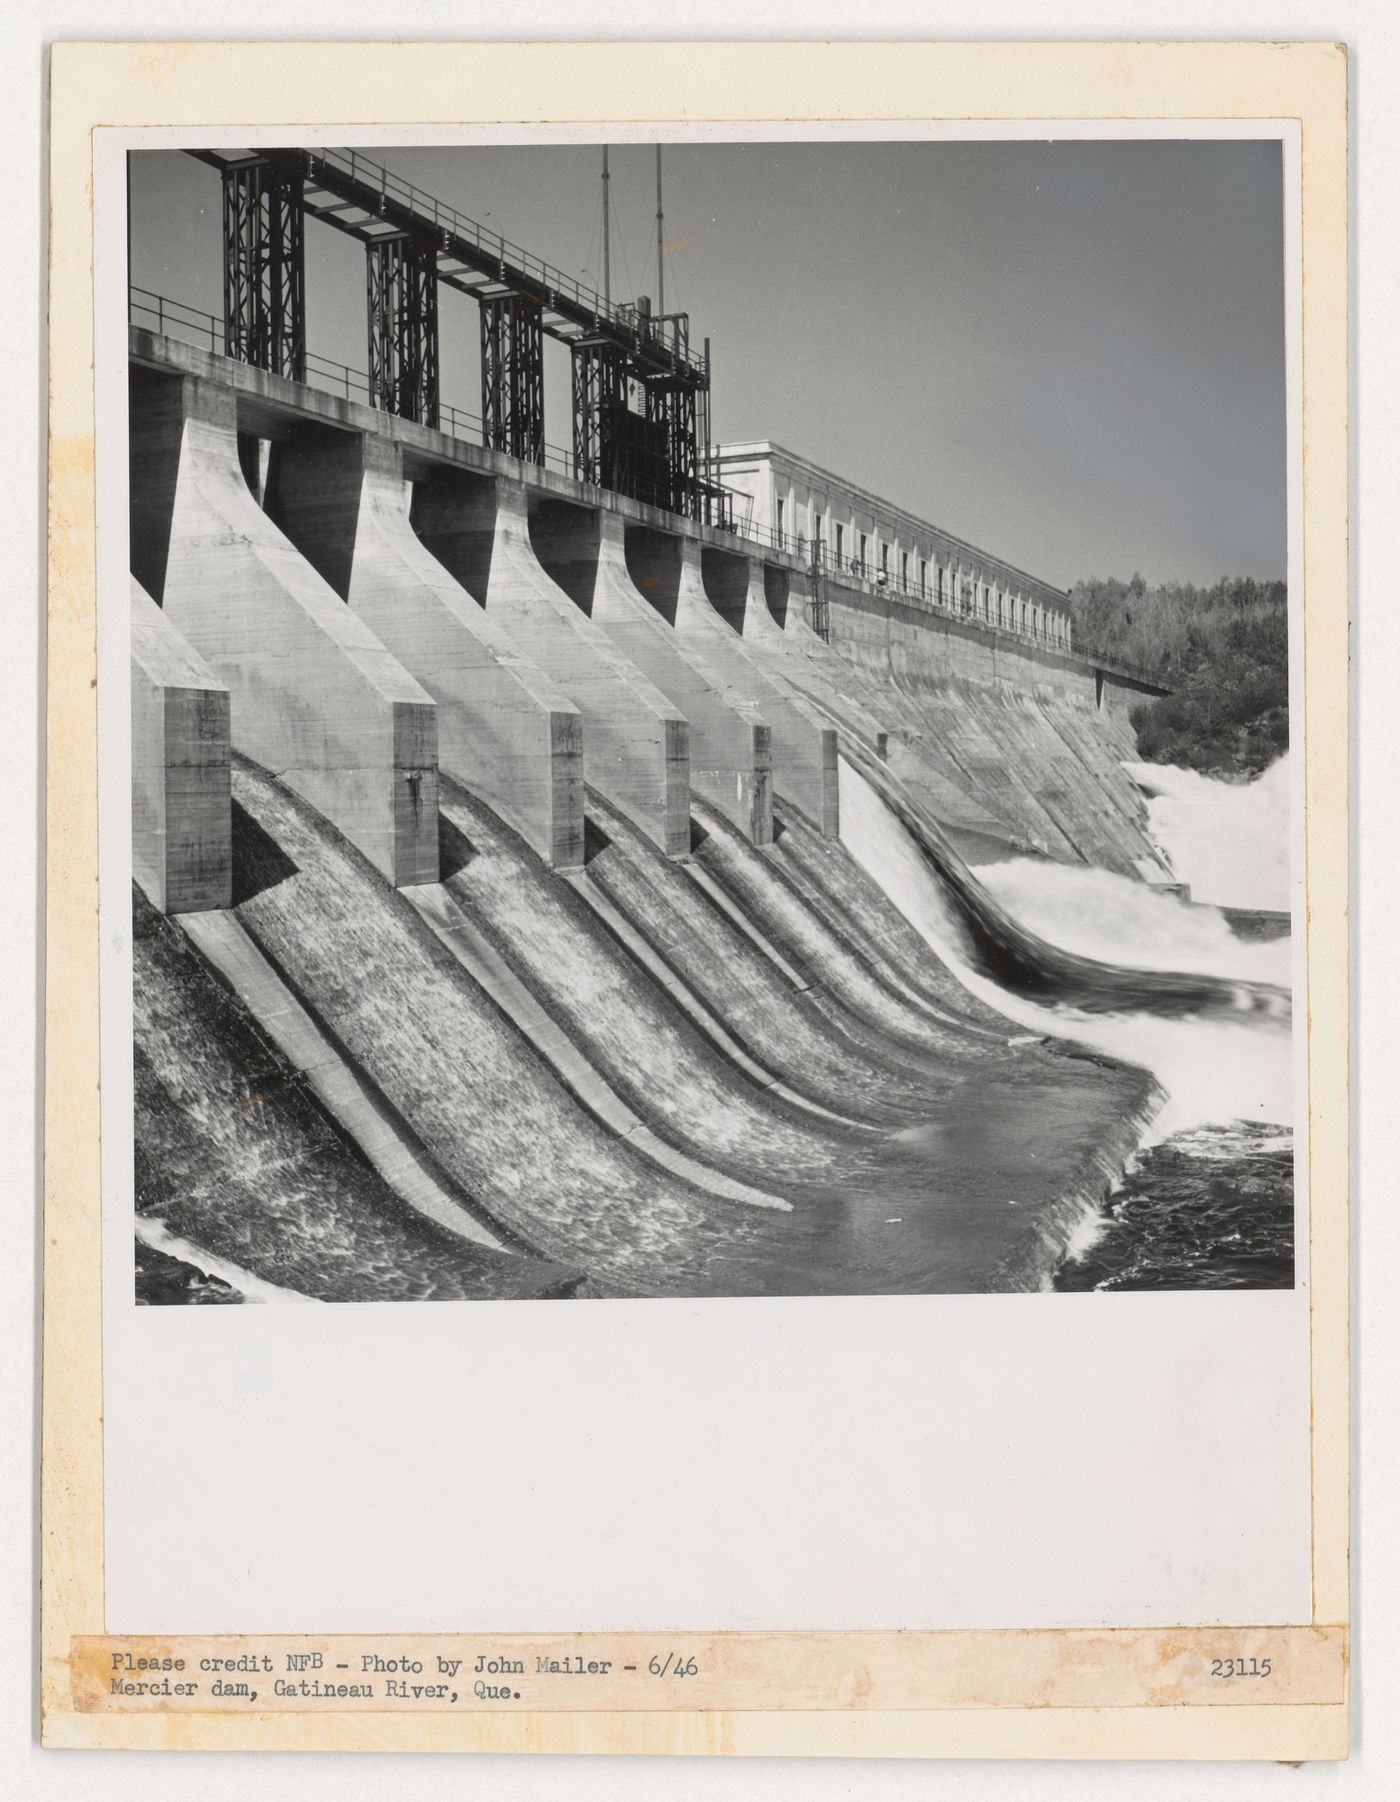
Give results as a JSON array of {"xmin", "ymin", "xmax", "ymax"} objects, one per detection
[{"xmin": 129, "ymin": 137, "xmax": 1286, "ymax": 588}]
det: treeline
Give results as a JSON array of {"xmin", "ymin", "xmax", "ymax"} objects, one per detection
[{"xmin": 1068, "ymin": 574, "xmax": 1289, "ymax": 778}]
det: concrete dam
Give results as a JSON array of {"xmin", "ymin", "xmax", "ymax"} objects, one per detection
[{"xmin": 127, "ymin": 146, "xmax": 1254, "ymax": 1305}]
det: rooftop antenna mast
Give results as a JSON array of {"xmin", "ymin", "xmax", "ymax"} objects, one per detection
[
  {"xmin": 601, "ymin": 145, "xmax": 611, "ymax": 306},
  {"xmin": 655, "ymin": 143, "xmax": 665, "ymax": 317}
]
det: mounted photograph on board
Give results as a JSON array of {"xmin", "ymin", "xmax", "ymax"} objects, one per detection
[{"xmin": 43, "ymin": 38, "xmax": 1348, "ymax": 1764}]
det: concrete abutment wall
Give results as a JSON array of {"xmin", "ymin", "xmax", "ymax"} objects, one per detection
[
  {"xmin": 814, "ymin": 572, "xmax": 1170, "ymax": 876},
  {"xmin": 126, "ymin": 342, "xmax": 1170, "ymax": 893}
]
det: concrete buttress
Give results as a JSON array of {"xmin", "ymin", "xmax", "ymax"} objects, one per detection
[
  {"xmin": 128, "ymin": 366, "xmax": 439, "ymax": 887},
  {"xmin": 530, "ymin": 501, "xmax": 774, "ymax": 845},
  {"xmin": 269, "ymin": 426, "xmax": 585, "ymax": 869},
  {"xmin": 411, "ymin": 470, "xmax": 691, "ymax": 858},
  {"xmin": 129, "ymin": 577, "xmax": 232, "ymax": 913},
  {"xmin": 627, "ymin": 529, "xmax": 840, "ymax": 838},
  {"xmin": 739, "ymin": 565, "xmax": 891, "ymax": 760}
]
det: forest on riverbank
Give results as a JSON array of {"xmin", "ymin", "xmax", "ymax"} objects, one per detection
[{"xmin": 1068, "ymin": 575, "xmax": 1288, "ymax": 779}]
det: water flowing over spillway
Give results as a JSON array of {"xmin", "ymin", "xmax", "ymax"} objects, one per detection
[
  {"xmin": 973, "ymin": 857, "xmax": 1291, "ymax": 987},
  {"xmin": 131, "ymin": 884, "xmax": 585, "ymax": 1304},
  {"xmin": 836, "ymin": 753, "xmax": 1295, "ymax": 1289},
  {"xmin": 133, "ymin": 751, "xmax": 1192, "ymax": 1300},
  {"xmin": 131, "ymin": 726, "xmax": 1293, "ymax": 1298},
  {"xmin": 1125, "ymin": 755, "xmax": 1294, "ymax": 913}
]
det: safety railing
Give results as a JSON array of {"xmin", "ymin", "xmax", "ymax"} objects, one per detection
[
  {"xmin": 739, "ymin": 522, "xmax": 1077, "ymax": 654},
  {"xmin": 302, "ymin": 147, "xmax": 707, "ymax": 382},
  {"xmin": 729, "ymin": 519, "xmax": 1166, "ymax": 682},
  {"xmin": 129, "ymin": 286, "xmax": 576, "ymax": 478},
  {"xmin": 130, "ymin": 287, "xmax": 225, "ymax": 356}
]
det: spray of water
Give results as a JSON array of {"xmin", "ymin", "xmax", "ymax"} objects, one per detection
[
  {"xmin": 837, "ymin": 755, "xmax": 1292, "ymax": 1149},
  {"xmin": 1125, "ymin": 755, "xmax": 1293, "ymax": 911},
  {"xmin": 973, "ymin": 858, "xmax": 1291, "ymax": 987}
]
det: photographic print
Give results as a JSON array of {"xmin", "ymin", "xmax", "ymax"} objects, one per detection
[{"xmin": 125, "ymin": 132, "xmax": 1298, "ymax": 1306}]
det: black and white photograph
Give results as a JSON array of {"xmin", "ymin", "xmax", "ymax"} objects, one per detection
[{"xmin": 124, "ymin": 131, "xmax": 1298, "ymax": 1307}]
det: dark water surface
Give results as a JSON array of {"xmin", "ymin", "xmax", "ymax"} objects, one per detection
[
  {"xmin": 135, "ymin": 1238, "xmax": 244, "ymax": 1305},
  {"xmin": 1053, "ymin": 1122, "xmax": 1294, "ymax": 1292}
]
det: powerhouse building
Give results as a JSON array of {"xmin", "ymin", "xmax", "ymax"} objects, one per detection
[{"xmin": 714, "ymin": 441, "xmax": 1074, "ymax": 652}]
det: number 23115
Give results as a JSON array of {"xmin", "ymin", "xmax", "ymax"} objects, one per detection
[{"xmin": 1209, "ymin": 1657, "xmax": 1272, "ymax": 1679}]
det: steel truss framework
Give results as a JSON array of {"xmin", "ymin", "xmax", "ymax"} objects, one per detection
[
  {"xmin": 221, "ymin": 161, "xmax": 306, "ymax": 380},
  {"xmin": 366, "ymin": 235, "xmax": 439, "ymax": 427},
  {"xmin": 570, "ymin": 343, "xmax": 628, "ymax": 491},
  {"xmin": 481, "ymin": 295, "xmax": 545, "ymax": 465},
  {"xmin": 199, "ymin": 146, "xmax": 722, "ymax": 520},
  {"xmin": 807, "ymin": 552, "xmax": 831, "ymax": 643},
  {"xmin": 645, "ymin": 380, "xmax": 702, "ymax": 521}
]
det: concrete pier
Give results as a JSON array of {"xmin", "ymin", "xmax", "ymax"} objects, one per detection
[
  {"xmin": 736, "ymin": 566, "xmax": 890, "ymax": 761},
  {"xmin": 413, "ymin": 472, "xmax": 690, "ymax": 858},
  {"xmin": 129, "ymin": 367, "xmax": 439, "ymax": 887},
  {"xmin": 269, "ymin": 427, "xmax": 585, "ymax": 868},
  {"xmin": 627, "ymin": 529, "xmax": 840, "ymax": 837},
  {"xmin": 130, "ymin": 577, "xmax": 232, "ymax": 914},
  {"xmin": 531, "ymin": 501, "xmax": 774, "ymax": 844}
]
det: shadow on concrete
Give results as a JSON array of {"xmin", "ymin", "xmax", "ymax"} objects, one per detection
[
  {"xmin": 437, "ymin": 812, "xmax": 479, "ymax": 884},
  {"xmin": 582, "ymin": 814, "xmax": 613, "ymax": 867},
  {"xmin": 230, "ymin": 799, "xmax": 300, "ymax": 906}
]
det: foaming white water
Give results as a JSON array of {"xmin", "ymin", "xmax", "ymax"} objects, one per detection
[
  {"xmin": 1125, "ymin": 755, "xmax": 1292, "ymax": 911},
  {"xmin": 838, "ymin": 758, "xmax": 1291, "ymax": 1144},
  {"xmin": 134, "ymin": 1215, "xmax": 317, "ymax": 1304},
  {"xmin": 973, "ymin": 858, "xmax": 1290, "ymax": 986},
  {"xmin": 1060, "ymin": 1165, "xmax": 1131, "ymax": 1265}
]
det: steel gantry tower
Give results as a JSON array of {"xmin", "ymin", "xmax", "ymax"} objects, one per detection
[
  {"xmin": 480, "ymin": 294, "xmax": 544, "ymax": 463},
  {"xmin": 191, "ymin": 145, "xmax": 725, "ymax": 519},
  {"xmin": 366, "ymin": 234, "xmax": 439, "ymax": 427},
  {"xmin": 220, "ymin": 157, "xmax": 306, "ymax": 381},
  {"xmin": 570, "ymin": 340, "xmax": 628, "ymax": 492}
]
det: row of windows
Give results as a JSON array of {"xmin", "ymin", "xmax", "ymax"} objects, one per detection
[{"xmin": 774, "ymin": 497, "xmax": 1069, "ymax": 644}]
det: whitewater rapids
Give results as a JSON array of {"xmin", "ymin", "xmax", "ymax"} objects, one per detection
[
  {"xmin": 837, "ymin": 754, "xmax": 1293, "ymax": 1148},
  {"xmin": 1125, "ymin": 755, "xmax": 1294, "ymax": 912}
]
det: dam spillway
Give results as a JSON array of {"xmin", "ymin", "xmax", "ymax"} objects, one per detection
[{"xmin": 126, "ymin": 306, "xmax": 1223, "ymax": 1303}]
